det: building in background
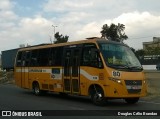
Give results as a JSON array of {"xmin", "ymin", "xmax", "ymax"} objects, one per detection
[
  {"xmin": 143, "ymin": 37, "xmax": 160, "ymax": 50},
  {"xmin": 0, "ymin": 54, "xmax": 1, "ymax": 69},
  {"xmin": 141, "ymin": 37, "xmax": 160, "ymax": 66}
]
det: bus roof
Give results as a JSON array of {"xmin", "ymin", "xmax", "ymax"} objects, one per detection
[{"xmin": 18, "ymin": 37, "xmax": 126, "ymax": 51}]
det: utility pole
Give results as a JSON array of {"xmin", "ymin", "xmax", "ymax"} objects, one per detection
[{"xmin": 52, "ymin": 25, "xmax": 58, "ymax": 43}]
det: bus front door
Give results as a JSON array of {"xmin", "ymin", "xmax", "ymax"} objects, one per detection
[
  {"xmin": 21, "ymin": 51, "xmax": 29, "ymax": 88},
  {"xmin": 63, "ymin": 48, "xmax": 80, "ymax": 94},
  {"xmin": 21, "ymin": 66, "xmax": 28, "ymax": 88}
]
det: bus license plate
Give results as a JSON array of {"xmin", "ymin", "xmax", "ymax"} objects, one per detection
[{"xmin": 131, "ymin": 86, "xmax": 138, "ymax": 89}]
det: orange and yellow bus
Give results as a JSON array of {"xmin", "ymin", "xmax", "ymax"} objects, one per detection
[{"xmin": 14, "ymin": 37, "xmax": 147, "ymax": 105}]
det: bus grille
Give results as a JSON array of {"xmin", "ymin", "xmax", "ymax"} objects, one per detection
[{"xmin": 125, "ymin": 80, "xmax": 142, "ymax": 93}]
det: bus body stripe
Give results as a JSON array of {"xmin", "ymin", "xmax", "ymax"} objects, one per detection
[
  {"xmin": 15, "ymin": 68, "xmax": 99, "ymax": 81},
  {"xmin": 80, "ymin": 69, "xmax": 99, "ymax": 81}
]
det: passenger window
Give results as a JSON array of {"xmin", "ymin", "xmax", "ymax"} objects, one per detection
[
  {"xmin": 30, "ymin": 50, "xmax": 39, "ymax": 66},
  {"xmin": 49, "ymin": 47, "xmax": 63, "ymax": 66},
  {"xmin": 82, "ymin": 44, "xmax": 103, "ymax": 68},
  {"xmin": 25, "ymin": 51, "xmax": 31, "ymax": 66},
  {"xmin": 38, "ymin": 48, "xmax": 50, "ymax": 66},
  {"xmin": 16, "ymin": 51, "xmax": 22, "ymax": 66}
]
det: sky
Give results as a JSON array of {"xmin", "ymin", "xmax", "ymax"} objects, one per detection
[{"xmin": 0, "ymin": 0, "xmax": 160, "ymax": 53}]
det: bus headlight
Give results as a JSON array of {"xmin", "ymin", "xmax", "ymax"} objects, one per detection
[
  {"xmin": 143, "ymin": 80, "xmax": 146, "ymax": 84},
  {"xmin": 109, "ymin": 77, "xmax": 122, "ymax": 84},
  {"xmin": 117, "ymin": 80, "xmax": 122, "ymax": 84}
]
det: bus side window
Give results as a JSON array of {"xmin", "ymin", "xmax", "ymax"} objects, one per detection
[
  {"xmin": 21, "ymin": 52, "xmax": 26, "ymax": 67},
  {"xmin": 49, "ymin": 47, "xmax": 63, "ymax": 66},
  {"xmin": 49, "ymin": 48, "xmax": 56, "ymax": 66},
  {"xmin": 25, "ymin": 51, "xmax": 31, "ymax": 66},
  {"xmin": 30, "ymin": 50, "xmax": 39, "ymax": 67},
  {"xmin": 90, "ymin": 49, "xmax": 100, "ymax": 67},
  {"xmin": 82, "ymin": 44, "xmax": 103, "ymax": 68},
  {"xmin": 38, "ymin": 48, "xmax": 50, "ymax": 66},
  {"xmin": 16, "ymin": 51, "xmax": 22, "ymax": 67},
  {"xmin": 82, "ymin": 48, "xmax": 91, "ymax": 66}
]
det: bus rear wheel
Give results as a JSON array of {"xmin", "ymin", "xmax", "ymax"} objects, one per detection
[{"xmin": 124, "ymin": 97, "xmax": 139, "ymax": 104}]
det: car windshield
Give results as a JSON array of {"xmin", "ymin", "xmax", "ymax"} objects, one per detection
[{"xmin": 99, "ymin": 43, "xmax": 143, "ymax": 71}]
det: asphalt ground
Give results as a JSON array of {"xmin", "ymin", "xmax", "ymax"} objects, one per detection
[{"xmin": 0, "ymin": 83, "xmax": 160, "ymax": 119}]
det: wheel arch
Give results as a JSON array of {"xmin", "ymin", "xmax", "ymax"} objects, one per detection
[
  {"xmin": 88, "ymin": 83, "xmax": 104, "ymax": 96},
  {"xmin": 32, "ymin": 80, "xmax": 40, "ymax": 90}
]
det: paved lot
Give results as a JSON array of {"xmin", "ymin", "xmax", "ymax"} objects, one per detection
[
  {"xmin": 0, "ymin": 84, "xmax": 160, "ymax": 119},
  {"xmin": 0, "ymin": 71, "xmax": 160, "ymax": 118},
  {"xmin": 144, "ymin": 70, "xmax": 160, "ymax": 95}
]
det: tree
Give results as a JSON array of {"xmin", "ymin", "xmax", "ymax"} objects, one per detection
[
  {"xmin": 135, "ymin": 49, "xmax": 145, "ymax": 60},
  {"xmin": 54, "ymin": 32, "xmax": 69, "ymax": 44},
  {"xmin": 145, "ymin": 46, "xmax": 160, "ymax": 55},
  {"xmin": 100, "ymin": 23, "xmax": 128, "ymax": 43}
]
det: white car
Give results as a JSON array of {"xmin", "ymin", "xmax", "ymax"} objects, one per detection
[{"xmin": 156, "ymin": 64, "xmax": 160, "ymax": 70}]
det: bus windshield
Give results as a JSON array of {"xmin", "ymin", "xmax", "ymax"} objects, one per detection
[{"xmin": 99, "ymin": 43, "xmax": 143, "ymax": 71}]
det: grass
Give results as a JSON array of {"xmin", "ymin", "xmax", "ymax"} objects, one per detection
[{"xmin": 0, "ymin": 71, "xmax": 14, "ymax": 84}]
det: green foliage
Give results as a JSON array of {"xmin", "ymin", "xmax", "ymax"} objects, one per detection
[
  {"xmin": 135, "ymin": 49, "xmax": 145, "ymax": 59},
  {"xmin": 145, "ymin": 46, "xmax": 160, "ymax": 55},
  {"xmin": 130, "ymin": 47, "xmax": 136, "ymax": 53},
  {"xmin": 100, "ymin": 23, "xmax": 128, "ymax": 43},
  {"xmin": 134, "ymin": 47, "xmax": 160, "ymax": 60},
  {"xmin": 135, "ymin": 49, "xmax": 145, "ymax": 56},
  {"xmin": 54, "ymin": 32, "xmax": 69, "ymax": 44}
]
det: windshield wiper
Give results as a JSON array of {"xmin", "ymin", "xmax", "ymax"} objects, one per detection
[
  {"xmin": 129, "ymin": 66, "xmax": 143, "ymax": 70},
  {"xmin": 110, "ymin": 64, "xmax": 143, "ymax": 71},
  {"xmin": 111, "ymin": 64, "xmax": 131, "ymax": 69}
]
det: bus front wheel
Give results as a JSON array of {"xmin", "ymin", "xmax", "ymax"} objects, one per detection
[
  {"xmin": 33, "ymin": 82, "xmax": 42, "ymax": 96},
  {"xmin": 89, "ymin": 86, "xmax": 106, "ymax": 106},
  {"xmin": 124, "ymin": 97, "xmax": 139, "ymax": 104}
]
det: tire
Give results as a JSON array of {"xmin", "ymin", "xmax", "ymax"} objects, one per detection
[
  {"xmin": 90, "ymin": 87, "xmax": 106, "ymax": 106},
  {"xmin": 59, "ymin": 92, "xmax": 68, "ymax": 97},
  {"xmin": 33, "ymin": 82, "xmax": 42, "ymax": 96},
  {"xmin": 124, "ymin": 98, "xmax": 139, "ymax": 104}
]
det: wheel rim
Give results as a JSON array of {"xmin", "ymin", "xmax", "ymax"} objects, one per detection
[
  {"xmin": 89, "ymin": 86, "xmax": 105, "ymax": 105},
  {"xmin": 34, "ymin": 84, "xmax": 40, "ymax": 94},
  {"xmin": 35, "ymin": 87, "xmax": 39, "ymax": 94},
  {"xmin": 93, "ymin": 93, "xmax": 103, "ymax": 103}
]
